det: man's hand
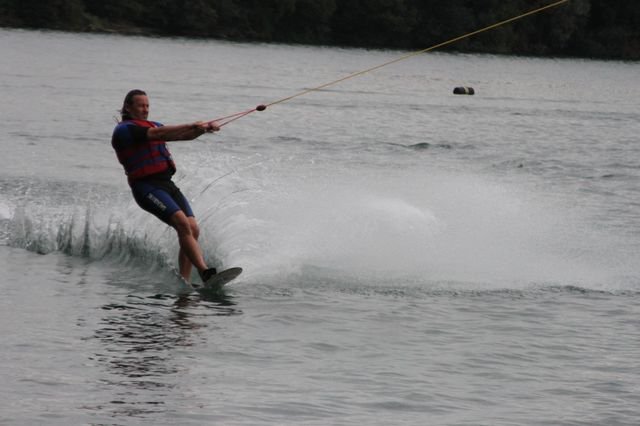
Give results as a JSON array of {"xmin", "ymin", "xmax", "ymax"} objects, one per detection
[
  {"xmin": 195, "ymin": 121, "xmax": 220, "ymax": 133},
  {"xmin": 149, "ymin": 121, "xmax": 221, "ymax": 141}
]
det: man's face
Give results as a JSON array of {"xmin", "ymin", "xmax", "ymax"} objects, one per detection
[{"xmin": 127, "ymin": 95, "xmax": 150, "ymax": 120}]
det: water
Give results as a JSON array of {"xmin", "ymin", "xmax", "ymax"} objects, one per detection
[{"xmin": 1, "ymin": 28, "xmax": 640, "ymax": 425}]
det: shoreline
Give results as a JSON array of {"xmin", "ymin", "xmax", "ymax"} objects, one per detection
[{"xmin": 2, "ymin": 25, "xmax": 638, "ymax": 63}]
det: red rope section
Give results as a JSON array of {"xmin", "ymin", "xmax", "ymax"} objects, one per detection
[{"xmin": 208, "ymin": 105, "xmax": 267, "ymax": 127}]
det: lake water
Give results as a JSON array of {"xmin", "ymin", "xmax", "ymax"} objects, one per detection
[{"xmin": 1, "ymin": 28, "xmax": 640, "ymax": 425}]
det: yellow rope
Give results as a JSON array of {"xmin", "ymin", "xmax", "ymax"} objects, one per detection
[{"xmin": 264, "ymin": 0, "xmax": 570, "ymax": 108}]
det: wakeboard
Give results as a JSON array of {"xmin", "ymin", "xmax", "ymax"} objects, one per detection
[{"xmin": 199, "ymin": 267, "xmax": 243, "ymax": 290}]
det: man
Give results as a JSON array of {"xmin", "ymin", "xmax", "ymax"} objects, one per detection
[{"xmin": 111, "ymin": 89, "xmax": 218, "ymax": 284}]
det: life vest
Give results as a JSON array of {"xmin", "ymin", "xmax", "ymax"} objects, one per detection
[{"xmin": 112, "ymin": 119, "xmax": 176, "ymax": 182}]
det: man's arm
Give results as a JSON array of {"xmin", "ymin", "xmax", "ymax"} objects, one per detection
[{"xmin": 148, "ymin": 121, "xmax": 219, "ymax": 141}]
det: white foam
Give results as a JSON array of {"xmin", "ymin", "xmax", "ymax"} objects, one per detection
[
  {"xmin": 0, "ymin": 201, "xmax": 12, "ymax": 219},
  {"xmin": 184, "ymin": 155, "xmax": 633, "ymax": 290}
]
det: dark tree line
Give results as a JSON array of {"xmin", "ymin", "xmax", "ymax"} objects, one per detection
[{"xmin": 1, "ymin": 0, "xmax": 638, "ymax": 59}]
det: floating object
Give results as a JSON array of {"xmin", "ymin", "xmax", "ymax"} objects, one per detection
[
  {"xmin": 453, "ymin": 87, "xmax": 475, "ymax": 95},
  {"xmin": 256, "ymin": 104, "xmax": 266, "ymax": 111}
]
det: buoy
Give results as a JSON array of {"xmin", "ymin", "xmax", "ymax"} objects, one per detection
[
  {"xmin": 453, "ymin": 87, "xmax": 475, "ymax": 95},
  {"xmin": 256, "ymin": 104, "xmax": 266, "ymax": 111}
]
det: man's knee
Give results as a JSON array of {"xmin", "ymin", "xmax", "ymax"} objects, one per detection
[
  {"xmin": 190, "ymin": 221, "xmax": 200, "ymax": 240},
  {"xmin": 171, "ymin": 212, "xmax": 192, "ymax": 236}
]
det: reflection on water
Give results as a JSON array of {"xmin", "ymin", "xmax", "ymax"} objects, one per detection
[{"xmin": 88, "ymin": 291, "xmax": 240, "ymax": 420}]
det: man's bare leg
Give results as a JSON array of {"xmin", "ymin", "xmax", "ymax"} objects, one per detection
[{"xmin": 170, "ymin": 211, "xmax": 207, "ymax": 281}]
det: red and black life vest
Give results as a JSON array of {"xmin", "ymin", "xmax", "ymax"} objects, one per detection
[{"xmin": 112, "ymin": 119, "xmax": 176, "ymax": 183}]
